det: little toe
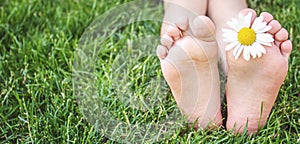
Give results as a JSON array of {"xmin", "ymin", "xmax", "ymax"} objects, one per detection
[
  {"xmin": 156, "ymin": 45, "xmax": 168, "ymax": 60},
  {"xmin": 161, "ymin": 35, "xmax": 174, "ymax": 48},
  {"xmin": 280, "ymin": 40, "xmax": 293, "ymax": 58},
  {"xmin": 275, "ymin": 28, "xmax": 289, "ymax": 42},
  {"xmin": 260, "ymin": 12, "xmax": 274, "ymax": 23},
  {"xmin": 268, "ymin": 20, "xmax": 282, "ymax": 35},
  {"xmin": 190, "ymin": 16, "xmax": 215, "ymax": 41}
]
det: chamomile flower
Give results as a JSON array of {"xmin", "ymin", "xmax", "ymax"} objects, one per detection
[{"xmin": 222, "ymin": 12, "xmax": 274, "ymax": 61}]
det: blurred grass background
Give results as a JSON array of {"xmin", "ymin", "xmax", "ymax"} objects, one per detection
[{"xmin": 0, "ymin": 0, "xmax": 299, "ymax": 143}]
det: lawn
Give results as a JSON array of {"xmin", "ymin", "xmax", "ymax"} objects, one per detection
[{"xmin": 0, "ymin": 0, "xmax": 299, "ymax": 143}]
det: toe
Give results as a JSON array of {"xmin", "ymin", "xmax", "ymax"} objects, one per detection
[
  {"xmin": 275, "ymin": 28, "xmax": 289, "ymax": 42},
  {"xmin": 166, "ymin": 26, "xmax": 181, "ymax": 40},
  {"xmin": 268, "ymin": 20, "xmax": 282, "ymax": 35},
  {"xmin": 239, "ymin": 8, "xmax": 257, "ymax": 23},
  {"xmin": 190, "ymin": 16, "xmax": 215, "ymax": 42},
  {"xmin": 260, "ymin": 12, "xmax": 274, "ymax": 23},
  {"xmin": 156, "ymin": 45, "xmax": 168, "ymax": 60},
  {"xmin": 161, "ymin": 35, "xmax": 174, "ymax": 48},
  {"xmin": 280, "ymin": 40, "xmax": 293, "ymax": 58},
  {"xmin": 176, "ymin": 16, "xmax": 188, "ymax": 31}
]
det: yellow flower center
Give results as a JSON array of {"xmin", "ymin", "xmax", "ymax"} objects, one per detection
[{"xmin": 238, "ymin": 27, "xmax": 256, "ymax": 46}]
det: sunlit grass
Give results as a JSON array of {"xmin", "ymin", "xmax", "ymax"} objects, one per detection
[{"xmin": 0, "ymin": 0, "xmax": 299, "ymax": 143}]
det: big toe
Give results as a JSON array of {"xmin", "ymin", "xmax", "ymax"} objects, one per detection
[
  {"xmin": 190, "ymin": 16, "xmax": 216, "ymax": 42},
  {"xmin": 239, "ymin": 8, "xmax": 257, "ymax": 23}
]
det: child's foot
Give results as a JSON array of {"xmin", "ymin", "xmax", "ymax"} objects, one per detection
[
  {"xmin": 223, "ymin": 9, "xmax": 292, "ymax": 134},
  {"xmin": 156, "ymin": 16, "xmax": 223, "ymax": 128}
]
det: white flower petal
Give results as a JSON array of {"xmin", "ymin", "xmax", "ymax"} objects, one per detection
[
  {"xmin": 237, "ymin": 20, "xmax": 246, "ymax": 31},
  {"xmin": 227, "ymin": 21, "xmax": 235, "ymax": 28},
  {"xmin": 249, "ymin": 46, "xmax": 258, "ymax": 58},
  {"xmin": 253, "ymin": 22, "xmax": 268, "ymax": 32},
  {"xmin": 232, "ymin": 18, "xmax": 239, "ymax": 26},
  {"xmin": 243, "ymin": 46, "xmax": 251, "ymax": 61},
  {"xmin": 245, "ymin": 12, "xmax": 253, "ymax": 28},
  {"xmin": 223, "ymin": 32, "xmax": 238, "ymax": 39},
  {"xmin": 223, "ymin": 36, "xmax": 237, "ymax": 43},
  {"xmin": 238, "ymin": 13, "xmax": 245, "ymax": 24},
  {"xmin": 223, "ymin": 29, "xmax": 238, "ymax": 42},
  {"xmin": 256, "ymin": 37, "xmax": 272, "ymax": 46},
  {"xmin": 239, "ymin": 18, "xmax": 245, "ymax": 29},
  {"xmin": 227, "ymin": 20, "xmax": 240, "ymax": 32},
  {"xmin": 223, "ymin": 35, "xmax": 237, "ymax": 43},
  {"xmin": 253, "ymin": 42, "xmax": 267, "ymax": 56},
  {"xmin": 252, "ymin": 43, "xmax": 263, "ymax": 58},
  {"xmin": 255, "ymin": 42, "xmax": 267, "ymax": 54},
  {"xmin": 257, "ymin": 52, "xmax": 262, "ymax": 58},
  {"xmin": 222, "ymin": 28, "xmax": 237, "ymax": 34},
  {"xmin": 233, "ymin": 43, "xmax": 241, "ymax": 56},
  {"xmin": 256, "ymin": 37, "xmax": 273, "ymax": 47},
  {"xmin": 235, "ymin": 13, "xmax": 248, "ymax": 30},
  {"xmin": 226, "ymin": 41, "xmax": 239, "ymax": 51},
  {"xmin": 259, "ymin": 41, "xmax": 272, "ymax": 47},
  {"xmin": 256, "ymin": 33, "xmax": 274, "ymax": 43},
  {"xmin": 235, "ymin": 45, "xmax": 244, "ymax": 60},
  {"xmin": 224, "ymin": 38, "xmax": 235, "ymax": 43},
  {"xmin": 238, "ymin": 13, "xmax": 244, "ymax": 20},
  {"xmin": 251, "ymin": 15, "xmax": 264, "ymax": 30},
  {"xmin": 256, "ymin": 25, "xmax": 272, "ymax": 33},
  {"xmin": 255, "ymin": 46, "xmax": 262, "ymax": 58}
]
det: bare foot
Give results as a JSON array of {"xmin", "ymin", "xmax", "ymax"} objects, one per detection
[
  {"xmin": 156, "ymin": 16, "xmax": 223, "ymax": 128},
  {"xmin": 224, "ymin": 9, "xmax": 293, "ymax": 134}
]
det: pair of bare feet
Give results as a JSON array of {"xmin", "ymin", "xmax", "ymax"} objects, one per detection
[{"xmin": 157, "ymin": 1, "xmax": 293, "ymax": 134}]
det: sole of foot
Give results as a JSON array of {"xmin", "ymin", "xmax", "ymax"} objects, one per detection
[
  {"xmin": 157, "ymin": 16, "xmax": 223, "ymax": 129},
  {"xmin": 225, "ymin": 9, "xmax": 293, "ymax": 134}
]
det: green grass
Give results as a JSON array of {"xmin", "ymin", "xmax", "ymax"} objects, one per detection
[{"xmin": 0, "ymin": 0, "xmax": 299, "ymax": 143}]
